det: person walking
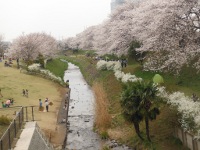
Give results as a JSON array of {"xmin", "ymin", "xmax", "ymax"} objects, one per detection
[
  {"xmin": 121, "ymin": 59, "xmax": 124, "ymax": 68},
  {"xmin": 39, "ymin": 99, "xmax": 43, "ymax": 111},
  {"xmin": 45, "ymin": 98, "xmax": 49, "ymax": 112},
  {"xmin": 25, "ymin": 89, "xmax": 28, "ymax": 97},
  {"xmin": 22, "ymin": 89, "xmax": 26, "ymax": 96},
  {"xmin": 65, "ymin": 80, "xmax": 69, "ymax": 88}
]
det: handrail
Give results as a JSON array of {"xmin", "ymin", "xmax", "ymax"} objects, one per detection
[
  {"xmin": 0, "ymin": 106, "xmax": 37, "ymax": 150},
  {"xmin": 0, "ymin": 107, "xmax": 23, "ymax": 150}
]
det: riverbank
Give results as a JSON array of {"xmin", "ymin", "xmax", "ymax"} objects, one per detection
[{"xmin": 61, "ymin": 51, "xmax": 188, "ymax": 150}]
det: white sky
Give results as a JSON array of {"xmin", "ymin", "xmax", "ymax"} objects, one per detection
[{"xmin": 0, "ymin": 0, "xmax": 111, "ymax": 42}]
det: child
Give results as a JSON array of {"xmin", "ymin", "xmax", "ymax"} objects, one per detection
[
  {"xmin": 45, "ymin": 98, "xmax": 49, "ymax": 112},
  {"xmin": 2, "ymin": 102, "xmax": 6, "ymax": 108},
  {"xmin": 39, "ymin": 99, "xmax": 43, "ymax": 111}
]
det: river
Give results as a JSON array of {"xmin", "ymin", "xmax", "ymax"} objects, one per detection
[
  {"xmin": 64, "ymin": 63, "xmax": 102, "ymax": 150},
  {"xmin": 63, "ymin": 62, "xmax": 131, "ymax": 150}
]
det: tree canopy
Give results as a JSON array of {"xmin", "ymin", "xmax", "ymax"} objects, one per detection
[
  {"xmin": 8, "ymin": 32, "xmax": 58, "ymax": 64},
  {"xmin": 64, "ymin": 0, "xmax": 200, "ymax": 74}
]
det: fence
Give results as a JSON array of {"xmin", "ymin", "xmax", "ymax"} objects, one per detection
[
  {"xmin": 174, "ymin": 128, "xmax": 200, "ymax": 150},
  {"xmin": 0, "ymin": 106, "xmax": 36, "ymax": 150},
  {"xmin": 62, "ymin": 88, "xmax": 71, "ymax": 150}
]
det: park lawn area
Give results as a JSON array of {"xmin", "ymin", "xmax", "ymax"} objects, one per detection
[{"xmin": 0, "ymin": 59, "xmax": 67, "ymax": 146}]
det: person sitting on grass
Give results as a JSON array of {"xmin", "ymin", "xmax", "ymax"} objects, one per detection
[
  {"xmin": 5, "ymin": 99, "xmax": 11, "ymax": 107},
  {"xmin": 1, "ymin": 102, "xmax": 6, "ymax": 108},
  {"xmin": 4, "ymin": 61, "xmax": 11, "ymax": 67},
  {"xmin": 10, "ymin": 98, "xmax": 14, "ymax": 105}
]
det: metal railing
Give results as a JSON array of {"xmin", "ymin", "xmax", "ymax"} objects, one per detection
[
  {"xmin": 0, "ymin": 106, "xmax": 36, "ymax": 150},
  {"xmin": 62, "ymin": 88, "xmax": 71, "ymax": 150},
  {"xmin": 0, "ymin": 107, "xmax": 23, "ymax": 150}
]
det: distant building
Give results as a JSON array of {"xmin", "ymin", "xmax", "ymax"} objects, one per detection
[
  {"xmin": 111, "ymin": 0, "xmax": 125, "ymax": 12},
  {"xmin": 0, "ymin": 41, "xmax": 11, "ymax": 57},
  {"xmin": 111, "ymin": 0, "xmax": 141, "ymax": 12},
  {"xmin": 1, "ymin": 41, "xmax": 11, "ymax": 51}
]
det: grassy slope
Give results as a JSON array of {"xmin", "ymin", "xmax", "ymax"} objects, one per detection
[
  {"xmin": 62, "ymin": 51, "xmax": 192, "ymax": 149},
  {"xmin": 45, "ymin": 58, "xmax": 68, "ymax": 80},
  {"xmin": 0, "ymin": 59, "xmax": 66, "ymax": 140}
]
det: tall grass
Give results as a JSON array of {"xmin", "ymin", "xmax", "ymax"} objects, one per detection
[{"xmin": 93, "ymin": 82, "xmax": 111, "ymax": 131}]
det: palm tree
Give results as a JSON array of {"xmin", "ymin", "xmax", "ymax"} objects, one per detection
[
  {"xmin": 121, "ymin": 83, "xmax": 144, "ymax": 140},
  {"xmin": 138, "ymin": 81, "xmax": 160, "ymax": 141},
  {"xmin": 121, "ymin": 81, "xmax": 160, "ymax": 141}
]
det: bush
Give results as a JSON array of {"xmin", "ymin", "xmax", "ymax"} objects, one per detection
[
  {"xmin": 102, "ymin": 145, "xmax": 111, "ymax": 150},
  {"xmin": 0, "ymin": 115, "xmax": 11, "ymax": 125},
  {"xmin": 101, "ymin": 54, "xmax": 119, "ymax": 61},
  {"xmin": 100, "ymin": 131, "xmax": 109, "ymax": 139}
]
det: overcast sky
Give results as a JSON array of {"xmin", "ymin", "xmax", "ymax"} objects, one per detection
[{"xmin": 0, "ymin": 0, "xmax": 111, "ymax": 42}]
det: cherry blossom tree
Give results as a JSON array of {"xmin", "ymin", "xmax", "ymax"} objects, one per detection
[
  {"xmin": 9, "ymin": 33, "xmax": 58, "ymax": 65},
  {"xmin": 65, "ymin": 0, "xmax": 200, "ymax": 73}
]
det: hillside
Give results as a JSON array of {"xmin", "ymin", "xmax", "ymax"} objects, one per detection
[{"xmin": 0, "ymin": 59, "xmax": 67, "ymax": 148}]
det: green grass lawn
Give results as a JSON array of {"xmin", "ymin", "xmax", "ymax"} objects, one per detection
[
  {"xmin": 45, "ymin": 58, "xmax": 68, "ymax": 80},
  {"xmin": 0, "ymin": 59, "xmax": 66, "ymax": 144}
]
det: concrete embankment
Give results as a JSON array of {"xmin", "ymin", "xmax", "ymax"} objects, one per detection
[{"xmin": 14, "ymin": 122, "xmax": 53, "ymax": 150}]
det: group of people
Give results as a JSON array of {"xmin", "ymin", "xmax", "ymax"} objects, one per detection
[
  {"xmin": 1, "ymin": 98, "xmax": 14, "ymax": 108},
  {"xmin": 120, "ymin": 58, "xmax": 128, "ymax": 68},
  {"xmin": 39, "ymin": 97, "xmax": 51, "ymax": 112},
  {"xmin": 22, "ymin": 89, "xmax": 29, "ymax": 97},
  {"xmin": 4, "ymin": 60, "xmax": 12, "ymax": 67}
]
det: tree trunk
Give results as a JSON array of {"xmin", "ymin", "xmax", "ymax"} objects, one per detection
[
  {"xmin": 145, "ymin": 116, "xmax": 151, "ymax": 141},
  {"xmin": 17, "ymin": 59, "xmax": 19, "ymax": 69},
  {"xmin": 133, "ymin": 121, "xmax": 143, "ymax": 140}
]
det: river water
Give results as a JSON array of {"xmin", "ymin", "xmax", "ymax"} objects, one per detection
[
  {"xmin": 63, "ymin": 62, "xmax": 132, "ymax": 150},
  {"xmin": 64, "ymin": 63, "xmax": 102, "ymax": 150}
]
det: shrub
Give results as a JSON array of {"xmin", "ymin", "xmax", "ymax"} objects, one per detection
[
  {"xmin": 97, "ymin": 60, "xmax": 142, "ymax": 83},
  {"xmin": 27, "ymin": 63, "xmax": 64, "ymax": 85},
  {"xmin": 0, "ymin": 115, "xmax": 11, "ymax": 125},
  {"xmin": 102, "ymin": 145, "xmax": 111, "ymax": 150},
  {"xmin": 100, "ymin": 131, "xmax": 109, "ymax": 139}
]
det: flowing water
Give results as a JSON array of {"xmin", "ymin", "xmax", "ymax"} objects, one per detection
[
  {"xmin": 64, "ymin": 63, "xmax": 101, "ymax": 150},
  {"xmin": 64, "ymin": 62, "xmax": 132, "ymax": 150}
]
